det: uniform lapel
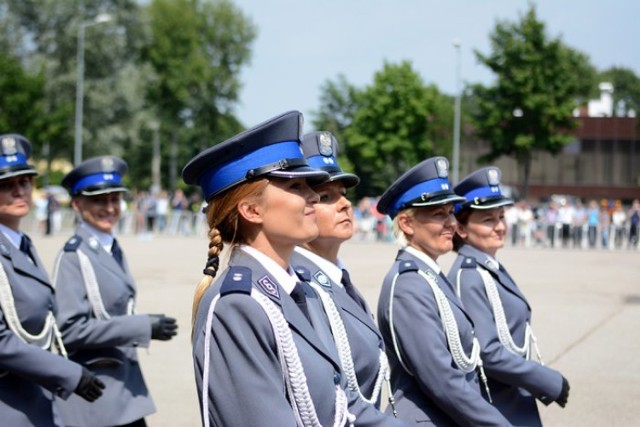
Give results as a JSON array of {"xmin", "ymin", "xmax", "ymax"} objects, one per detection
[
  {"xmin": 230, "ymin": 250, "xmax": 341, "ymax": 369},
  {"xmin": 292, "ymin": 251, "xmax": 381, "ymax": 340},
  {"xmin": 77, "ymin": 227, "xmax": 132, "ymax": 283},
  {"xmin": 0, "ymin": 234, "xmax": 50, "ymax": 287},
  {"xmin": 460, "ymin": 244, "xmax": 531, "ymax": 310},
  {"xmin": 398, "ymin": 248, "xmax": 474, "ymax": 324}
]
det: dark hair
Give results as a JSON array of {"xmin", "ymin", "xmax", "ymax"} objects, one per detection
[{"xmin": 453, "ymin": 208, "xmax": 472, "ymax": 252}]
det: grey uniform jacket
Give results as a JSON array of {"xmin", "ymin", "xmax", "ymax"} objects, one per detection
[
  {"xmin": 448, "ymin": 244, "xmax": 563, "ymax": 426},
  {"xmin": 192, "ymin": 249, "xmax": 407, "ymax": 427},
  {"xmin": 290, "ymin": 251, "xmax": 385, "ymax": 407},
  {"xmin": 53, "ymin": 226, "xmax": 155, "ymax": 427},
  {"xmin": 0, "ymin": 233, "xmax": 82, "ymax": 427},
  {"xmin": 377, "ymin": 248, "xmax": 511, "ymax": 427}
]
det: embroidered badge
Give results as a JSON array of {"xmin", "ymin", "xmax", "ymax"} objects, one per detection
[
  {"xmin": 88, "ymin": 237, "xmax": 100, "ymax": 252},
  {"xmin": 313, "ymin": 271, "xmax": 331, "ymax": 287},
  {"xmin": 257, "ymin": 275, "xmax": 280, "ymax": 299}
]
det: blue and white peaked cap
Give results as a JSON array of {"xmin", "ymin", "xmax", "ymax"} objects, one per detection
[
  {"xmin": 0, "ymin": 134, "xmax": 38, "ymax": 180},
  {"xmin": 454, "ymin": 166, "xmax": 513, "ymax": 214},
  {"xmin": 377, "ymin": 156, "xmax": 466, "ymax": 219},
  {"xmin": 62, "ymin": 156, "xmax": 128, "ymax": 197},
  {"xmin": 301, "ymin": 131, "xmax": 359, "ymax": 188},
  {"xmin": 182, "ymin": 111, "xmax": 330, "ymax": 202}
]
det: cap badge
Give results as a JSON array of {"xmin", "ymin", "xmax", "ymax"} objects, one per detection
[
  {"xmin": 487, "ymin": 168, "xmax": 500, "ymax": 186},
  {"xmin": 436, "ymin": 159, "xmax": 448, "ymax": 178},
  {"xmin": 1, "ymin": 136, "xmax": 17, "ymax": 155},
  {"xmin": 101, "ymin": 157, "xmax": 115, "ymax": 172},
  {"xmin": 318, "ymin": 132, "xmax": 333, "ymax": 156}
]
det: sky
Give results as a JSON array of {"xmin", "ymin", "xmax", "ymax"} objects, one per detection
[{"xmin": 229, "ymin": 0, "xmax": 639, "ymax": 129}]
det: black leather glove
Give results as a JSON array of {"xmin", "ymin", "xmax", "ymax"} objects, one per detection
[
  {"xmin": 74, "ymin": 368, "xmax": 105, "ymax": 402},
  {"xmin": 150, "ymin": 314, "xmax": 178, "ymax": 341},
  {"xmin": 556, "ymin": 376, "xmax": 570, "ymax": 407}
]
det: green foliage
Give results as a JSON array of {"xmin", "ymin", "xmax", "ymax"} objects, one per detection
[
  {"xmin": 314, "ymin": 61, "xmax": 454, "ymax": 198},
  {"xmin": 0, "ymin": 51, "xmax": 46, "ymax": 139},
  {"xmin": 471, "ymin": 5, "xmax": 596, "ymax": 197},
  {"xmin": 599, "ymin": 67, "xmax": 640, "ymax": 116}
]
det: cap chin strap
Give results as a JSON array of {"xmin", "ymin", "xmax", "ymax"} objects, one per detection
[{"xmin": 245, "ymin": 158, "xmax": 308, "ymax": 179}]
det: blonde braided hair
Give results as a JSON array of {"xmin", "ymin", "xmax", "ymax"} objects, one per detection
[{"xmin": 191, "ymin": 179, "xmax": 269, "ymax": 338}]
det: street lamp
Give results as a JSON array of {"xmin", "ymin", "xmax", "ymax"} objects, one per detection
[
  {"xmin": 452, "ymin": 38, "xmax": 462, "ymax": 183},
  {"xmin": 74, "ymin": 13, "xmax": 112, "ymax": 166}
]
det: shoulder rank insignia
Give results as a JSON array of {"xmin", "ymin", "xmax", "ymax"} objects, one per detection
[
  {"xmin": 63, "ymin": 236, "xmax": 83, "ymax": 252},
  {"xmin": 313, "ymin": 270, "xmax": 331, "ymax": 287},
  {"xmin": 293, "ymin": 266, "xmax": 311, "ymax": 283},
  {"xmin": 398, "ymin": 260, "xmax": 418, "ymax": 274},
  {"xmin": 220, "ymin": 266, "xmax": 253, "ymax": 296},
  {"xmin": 484, "ymin": 258, "xmax": 499, "ymax": 272},
  {"xmin": 462, "ymin": 257, "xmax": 477, "ymax": 268}
]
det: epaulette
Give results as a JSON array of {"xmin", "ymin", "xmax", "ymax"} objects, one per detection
[
  {"xmin": 220, "ymin": 266, "xmax": 253, "ymax": 296},
  {"xmin": 293, "ymin": 266, "xmax": 311, "ymax": 283},
  {"xmin": 461, "ymin": 257, "xmax": 477, "ymax": 268},
  {"xmin": 63, "ymin": 236, "xmax": 83, "ymax": 252},
  {"xmin": 398, "ymin": 260, "xmax": 419, "ymax": 274}
]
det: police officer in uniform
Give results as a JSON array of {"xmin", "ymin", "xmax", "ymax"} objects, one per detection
[
  {"xmin": 291, "ymin": 131, "xmax": 389, "ymax": 408},
  {"xmin": 448, "ymin": 167, "xmax": 569, "ymax": 426},
  {"xmin": 376, "ymin": 157, "xmax": 511, "ymax": 426},
  {"xmin": 53, "ymin": 156, "xmax": 178, "ymax": 427},
  {"xmin": 183, "ymin": 111, "xmax": 407, "ymax": 427},
  {"xmin": 0, "ymin": 134, "xmax": 104, "ymax": 426}
]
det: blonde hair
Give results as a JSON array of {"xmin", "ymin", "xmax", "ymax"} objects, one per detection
[
  {"xmin": 392, "ymin": 207, "xmax": 417, "ymax": 245},
  {"xmin": 191, "ymin": 179, "xmax": 269, "ymax": 338}
]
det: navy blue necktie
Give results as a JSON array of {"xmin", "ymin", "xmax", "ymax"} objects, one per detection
[
  {"xmin": 111, "ymin": 238, "xmax": 125, "ymax": 270},
  {"xmin": 20, "ymin": 234, "xmax": 37, "ymax": 266},
  {"xmin": 290, "ymin": 282, "xmax": 312, "ymax": 323},
  {"xmin": 341, "ymin": 269, "xmax": 367, "ymax": 311}
]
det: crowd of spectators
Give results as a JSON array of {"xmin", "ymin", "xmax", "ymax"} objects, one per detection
[
  {"xmin": 25, "ymin": 189, "xmax": 640, "ymax": 251},
  {"xmin": 351, "ymin": 195, "xmax": 640, "ymax": 251}
]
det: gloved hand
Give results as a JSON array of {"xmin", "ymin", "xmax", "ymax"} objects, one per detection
[
  {"xmin": 74, "ymin": 368, "xmax": 105, "ymax": 402},
  {"xmin": 150, "ymin": 314, "xmax": 178, "ymax": 341},
  {"xmin": 556, "ymin": 376, "xmax": 570, "ymax": 407}
]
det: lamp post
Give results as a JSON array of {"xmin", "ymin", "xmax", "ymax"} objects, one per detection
[
  {"xmin": 74, "ymin": 13, "xmax": 112, "ymax": 166},
  {"xmin": 452, "ymin": 38, "xmax": 462, "ymax": 183}
]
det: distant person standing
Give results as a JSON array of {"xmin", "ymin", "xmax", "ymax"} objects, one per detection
[
  {"xmin": 0, "ymin": 134, "xmax": 104, "ymax": 426},
  {"xmin": 45, "ymin": 190, "xmax": 60, "ymax": 235},
  {"xmin": 53, "ymin": 156, "xmax": 177, "ymax": 427},
  {"xmin": 628, "ymin": 199, "xmax": 639, "ymax": 249},
  {"xmin": 449, "ymin": 167, "xmax": 569, "ymax": 426}
]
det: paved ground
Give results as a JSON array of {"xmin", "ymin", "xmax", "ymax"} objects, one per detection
[{"xmin": 32, "ymin": 233, "xmax": 639, "ymax": 427}]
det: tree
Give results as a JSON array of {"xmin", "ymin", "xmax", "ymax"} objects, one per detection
[
  {"xmin": 598, "ymin": 67, "xmax": 640, "ymax": 117},
  {"xmin": 315, "ymin": 61, "xmax": 454, "ymax": 199},
  {"xmin": 471, "ymin": 5, "xmax": 596, "ymax": 198},
  {"xmin": 145, "ymin": 0, "xmax": 256, "ymax": 189}
]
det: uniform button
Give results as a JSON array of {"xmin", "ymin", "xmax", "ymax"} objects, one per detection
[
  {"xmin": 333, "ymin": 372, "xmax": 341, "ymax": 385},
  {"xmin": 133, "ymin": 341, "xmax": 139, "ymax": 347}
]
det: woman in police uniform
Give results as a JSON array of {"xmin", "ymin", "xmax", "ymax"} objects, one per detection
[
  {"xmin": 183, "ymin": 111, "xmax": 406, "ymax": 427},
  {"xmin": 52, "ymin": 156, "xmax": 177, "ymax": 427},
  {"xmin": 376, "ymin": 157, "xmax": 511, "ymax": 426},
  {"xmin": 448, "ymin": 166, "xmax": 569, "ymax": 426},
  {"xmin": 291, "ymin": 131, "xmax": 389, "ymax": 408},
  {"xmin": 0, "ymin": 134, "xmax": 104, "ymax": 427}
]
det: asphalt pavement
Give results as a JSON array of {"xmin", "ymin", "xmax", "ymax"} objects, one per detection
[{"xmin": 32, "ymin": 233, "xmax": 639, "ymax": 427}]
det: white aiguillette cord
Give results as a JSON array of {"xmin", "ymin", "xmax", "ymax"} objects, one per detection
[{"xmin": 201, "ymin": 289, "xmax": 354, "ymax": 427}]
